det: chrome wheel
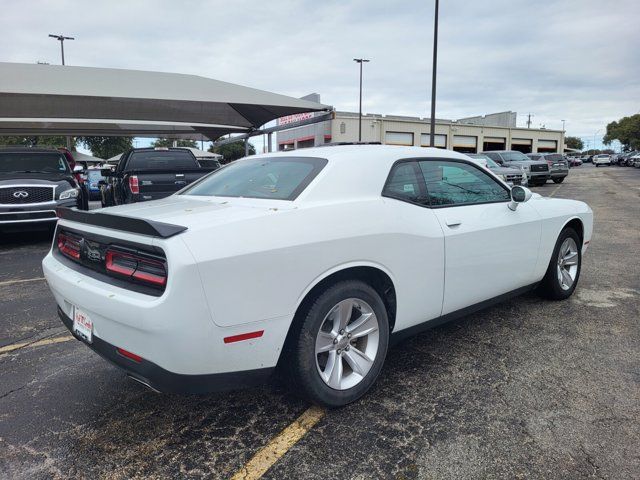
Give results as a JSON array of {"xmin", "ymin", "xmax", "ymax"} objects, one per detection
[
  {"xmin": 556, "ymin": 237, "xmax": 579, "ymax": 290},
  {"xmin": 315, "ymin": 298, "xmax": 380, "ymax": 391}
]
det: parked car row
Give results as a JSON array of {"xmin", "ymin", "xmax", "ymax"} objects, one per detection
[{"xmin": 611, "ymin": 151, "xmax": 640, "ymax": 167}]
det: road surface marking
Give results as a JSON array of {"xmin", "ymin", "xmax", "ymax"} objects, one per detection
[
  {"xmin": 0, "ymin": 277, "xmax": 46, "ymax": 287},
  {"xmin": 548, "ymin": 184, "xmax": 562, "ymax": 197},
  {"xmin": 231, "ymin": 406, "xmax": 326, "ymax": 480},
  {"xmin": 0, "ymin": 335, "xmax": 73, "ymax": 355}
]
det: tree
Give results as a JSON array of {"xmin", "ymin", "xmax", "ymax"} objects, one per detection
[
  {"xmin": 565, "ymin": 136, "xmax": 583, "ymax": 150},
  {"xmin": 0, "ymin": 135, "xmax": 76, "ymax": 149},
  {"xmin": 78, "ymin": 137, "xmax": 133, "ymax": 159},
  {"xmin": 603, "ymin": 114, "xmax": 640, "ymax": 151},
  {"xmin": 151, "ymin": 138, "xmax": 198, "ymax": 148},
  {"xmin": 209, "ymin": 141, "xmax": 255, "ymax": 162}
]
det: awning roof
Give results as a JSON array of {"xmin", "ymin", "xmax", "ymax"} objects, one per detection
[{"xmin": 0, "ymin": 62, "xmax": 331, "ymax": 140}]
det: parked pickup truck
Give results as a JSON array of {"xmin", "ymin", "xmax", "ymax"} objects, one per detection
[{"xmin": 100, "ymin": 147, "xmax": 214, "ymax": 207}]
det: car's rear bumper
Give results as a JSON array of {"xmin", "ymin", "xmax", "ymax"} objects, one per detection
[
  {"xmin": 57, "ymin": 307, "xmax": 274, "ymax": 393},
  {"xmin": 550, "ymin": 170, "xmax": 569, "ymax": 178}
]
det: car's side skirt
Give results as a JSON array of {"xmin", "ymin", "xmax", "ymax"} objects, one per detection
[{"xmin": 390, "ymin": 283, "xmax": 539, "ymax": 345}]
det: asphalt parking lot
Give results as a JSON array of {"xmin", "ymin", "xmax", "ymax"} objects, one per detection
[{"xmin": 1, "ymin": 164, "xmax": 638, "ymax": 479}]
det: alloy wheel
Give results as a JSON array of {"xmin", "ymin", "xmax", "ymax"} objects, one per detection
[
  {"xmin": 315, "ymin": 298, "xmax": 380, "ymax": 390},
  {"xmin": 556, "ymin": 237, "xmax": 579, "ymax": 290}
]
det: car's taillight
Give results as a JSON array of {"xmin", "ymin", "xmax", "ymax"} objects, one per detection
[
  {"xmin": 57, "ymin": 233, "xmax": 81, "ymax": 260},
  {"xmin": 105, "ymin": 249, "xmax": 167, "ymax": 286},
  {"xmin": 129, "ymin": 175, "xmax": 139, "ymax": 194}
]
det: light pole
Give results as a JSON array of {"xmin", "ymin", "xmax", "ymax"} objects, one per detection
[
  {"xmin": 561, "ymin": 120, "xmax": 565, "ymax": 131},
  {"xmin": 48, "ymin": 34, "xmax": 74, "ymax": 65},
  {"xmin": 593, "ymin": 129, "xmax": 601, "ymax": 154},
  {"xmin": 353, "ymin": 58, "xmax": 369, "ymax": 142},
  {"xmin": 429, "ymin": 0, "xmax": 439, "ymax": 148}
]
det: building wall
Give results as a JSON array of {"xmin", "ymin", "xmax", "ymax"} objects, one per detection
[{"xmin": 276, "ymin": 111, "xmax": 564, "ymax": 154}]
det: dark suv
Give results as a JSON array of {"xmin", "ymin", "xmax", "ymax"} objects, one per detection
[
  {"xmin": 482, "ymin": 150, "xmax": 550, "ymax": 186},
  {"xmin": 526, "ymin": 153, "xmax": 569, "ymax": 183},
  {"xmin": 0, "ymin": 147, "xmax": 81, "ymax": 230}
]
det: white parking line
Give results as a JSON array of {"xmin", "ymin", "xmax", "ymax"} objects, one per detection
[{"xmin": 0, "ymin": 277, "xmax": 45, "ymax": 287}]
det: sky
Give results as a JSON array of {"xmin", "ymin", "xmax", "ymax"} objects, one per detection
[{"xmin": 1, "ymin": 0, "xmax": 639, "ymax": 153}]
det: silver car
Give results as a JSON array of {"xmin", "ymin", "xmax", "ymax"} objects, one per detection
[
  {"xmin": 526, "ymin": 153, "xmax": 569, "ymax": 184},
  {"xmin": 483, "ymin": 151, "xmax": 551, "ymax": 186},
  {"xmin": 467, "ymin": 153, "xmax": 527, "ymax": 186}
]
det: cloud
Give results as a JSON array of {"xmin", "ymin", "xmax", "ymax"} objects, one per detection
[{"xmin": 1, "ymin": 0, "xmax": 638, "ymax": 148}]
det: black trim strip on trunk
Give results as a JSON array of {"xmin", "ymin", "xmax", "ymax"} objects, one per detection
[{"xmin": 56, "ymin": 207, "xmax": 187, "ymax": 238}]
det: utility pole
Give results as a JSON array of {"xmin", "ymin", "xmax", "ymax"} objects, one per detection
[
  {"xmin": 353, "ymin": 58, "xmax": 370, "ymax": 142},
  {"xmin": 526, "ymin": 113, "xmax": 534, "ymax": 128},
  {"xmin": 429, "ymin": 0, "xmax": 439, "ymax": 148},
  {"xmin": 49, "ymin": 34, "xmax": 75, "ymax": 149},
  {"xmin": 48, "ymin": 34, "xmax": 74, "ymax": 65},
  {"xmin": 561, "ymin": 119, "xmax": 566, "ymax": 131}
]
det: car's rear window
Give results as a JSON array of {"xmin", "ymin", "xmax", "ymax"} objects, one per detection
[
  {"xmin": 181, "ymin": 156, "xmax": 327, "ymax": 201},
  {"xmin": 87, "ymin": 170, "xmax": 103, "ymax": 180},
  {"xmin": 125, "ymin": 150, "xmax": 198, "ymax": 170},
  {"xmin": 0, "ymin": 152, "xmax": 69, "ymax": 173}
]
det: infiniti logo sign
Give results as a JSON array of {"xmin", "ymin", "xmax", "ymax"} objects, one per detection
[{"xmin": 13, "ymin": 190, "xmax": 29, "ymax": 198}]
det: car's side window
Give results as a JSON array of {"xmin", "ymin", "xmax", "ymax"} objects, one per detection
[
  {"xmin": 382, "ymin": 161, "xmax": 425, "ymax": 204},
  {"xmin": 419, "ymin": 160, "xmax": 511, "ymax": 207}
]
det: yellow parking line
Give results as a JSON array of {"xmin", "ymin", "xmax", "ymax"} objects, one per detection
[
  {"xmin": 0, "ymin": 334, "xmax": 73, "ymax": 355},
  {"xmin": 231, "ymin": 406, "xmax": 326, "ymax": 480},
  {"xmin": 0, "ymin": 277, "xmax": 46, "ymax": 287},
  {"xmin": 548, "ymin": 184, "xmax": 562, "ymax": 197}
]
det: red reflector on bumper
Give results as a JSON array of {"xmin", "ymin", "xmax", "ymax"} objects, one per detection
[
  {"xmin": 224, "ymin": 330, "xmax": 264, "ymax": 344},
  {"xmin": 116, "ymin": 347, "xmax": 143, "ymax": 363}
]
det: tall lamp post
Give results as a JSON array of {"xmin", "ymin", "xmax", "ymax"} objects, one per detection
[
  {"xmin": 48, "ymin": 34, "xmax": 74, "ymax": 65},
  {"xmin": 593, "ymin": 129, "xmax": 601, "ymax": 154},
  {"xmin": 353, "ymin": 58, "xmax": 370, "ymax": 142},
  {"xmin": 429, "ymin": 0, "xmax": 439, "ymax": 147}
]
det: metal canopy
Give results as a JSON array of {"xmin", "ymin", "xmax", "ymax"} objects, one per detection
[{"xmin": 0, "ymin": 62, "xmax": 331, "ymax": 140}]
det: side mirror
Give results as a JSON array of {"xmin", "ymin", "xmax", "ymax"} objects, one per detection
[
  {"xmin": 508, "ymin": 186, "xmax": 532, "ymax": 211},
  {"xmin": 73, "ymin": 165, "xmax": 84, "ymax": 173},
  {"xmin": 100, "ymin": 168, "xmax": 112, "ymax": 176}
]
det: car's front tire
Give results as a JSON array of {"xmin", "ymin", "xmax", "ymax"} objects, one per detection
[
  {"xmin": 553, "ymin": 177, "xmax": 565, "ymax": 184},
  {"xmin": 288, "ymin": 280, "xmax": 389, "ymax": 407},
  {"xmin": 538, "ymin": 227, "xmax": 582, "ymax": 300}
]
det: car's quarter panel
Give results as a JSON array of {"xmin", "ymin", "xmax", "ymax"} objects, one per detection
[
  {"xmin": 527, "ymin": 197, "xmax": 593, "ymax": 280},
  {"xmin": 432, "ymin": 202, "xmax": 542, "ymax": 315},
  {"xmin": 43, "ymin": 219, "xmax": 291, "ymax": 376},
  {"xmin": 180, "ymin": 197, "xmax": 446, "ymax": 332}
]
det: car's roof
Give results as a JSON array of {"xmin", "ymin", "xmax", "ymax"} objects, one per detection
[{"xmin": 0, "ymin": 146, "xmax": 63, "ymax": 154}]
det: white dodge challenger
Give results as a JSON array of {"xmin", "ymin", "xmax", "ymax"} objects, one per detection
[{"xmin": 43, "ymin": 145, "xmax": 593, "ymax": 407}]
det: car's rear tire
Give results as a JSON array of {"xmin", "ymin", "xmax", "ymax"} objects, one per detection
[
  {"xmin": 553, "ymin": 177, "xmax": 564, "ymax": 184},
  {"xmin": 538, "ymin": 227, "xmax": 582, "ymax": 300},
  {"xmin": 287, "ymin": 279, "xmax": 389, "ymax": 407}
]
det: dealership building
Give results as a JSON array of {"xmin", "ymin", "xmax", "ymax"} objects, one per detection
[{"xmin": 276, "ymin": 99, "xmax": 564, "ymax": 154}]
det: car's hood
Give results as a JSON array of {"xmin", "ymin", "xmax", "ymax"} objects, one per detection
[
  {"xmin": 97, "ymin": 195, "xmax": 297, "ymax": 231},
  {"xmin": 0, "ymin": 173, "xmax": 75, "ymax": 186},
  {"xmin": 491, "ymin": 166, "xmax": 523, "ymax": 175}
]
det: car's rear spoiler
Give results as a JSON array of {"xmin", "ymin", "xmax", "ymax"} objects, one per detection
[{"xmin": 56, "ymin": 208, "xmax": 187, "ymax": 239}]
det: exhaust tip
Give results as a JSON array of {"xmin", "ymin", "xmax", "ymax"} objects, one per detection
[{"xmin": 126, "ymin": 374, "xmax": 161, "ymax": 393}]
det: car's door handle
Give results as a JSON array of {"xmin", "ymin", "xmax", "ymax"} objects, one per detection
[{"xmin": 445, "ymin": 218, "xmax": 462, "ymax": 227}]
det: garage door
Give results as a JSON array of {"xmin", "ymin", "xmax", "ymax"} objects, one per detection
[
  {"xmin": 420, "ymin": 133, "xmax": 447, "ymax": 148},
  {"xmin": 452, "ymin": 135, "xmax": 477, "ymax": 153},
  {"xmin": 482, "ymin": 136, "xmax": 505, "ymax": 151},
  {"xmin": 537, "ymin": 140, "xmax": 557, "ymax": 152},
  {"xmin": 511, "ymin": 138, "xmax": 533, "ymax": 153},
  {"xmin": 385, "ymin": 131, "xmax": 414, "ymax": 146}
]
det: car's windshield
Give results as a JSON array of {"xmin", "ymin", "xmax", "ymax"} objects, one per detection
[
  {"xmin": 501, "ymin": 151, "xmax": 531, "ymax": 162},
  {"xmin": 181, "ymin": 156, "xmax": 328, "ymax": 201},
  {"xmin": 0, "ymin": 152, "xmax": 70, "ymax": 173},
  {"xmin": 485, "ymin": 158, "xmax": 501, "ymax": 168},
  {"xmin": 126, "ymin": 150, "xmax": 198, "ymax": 170},
  {"xmin": 87, "ymin": 170, "xmax": 103, "ymax": 181}
]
